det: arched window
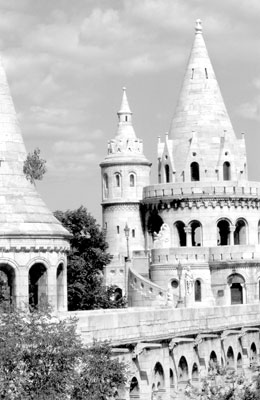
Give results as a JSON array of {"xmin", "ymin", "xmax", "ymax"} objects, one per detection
[
  {"xmin": 190, "ymin": 162, "xmax": 200, "ymax": 181},
  {"xmin": 192, "ymin": 363, "xmax": 199, "ymax": 383},
  {"xmin": 165, "ymin": 164, "xmax": 170, "ymax": 183},
  {"xmin": 147, "ymin": 212, "xmax": 164, "ymax": 238},
  {"xmin": 153, "ymin": 362, "xmax": 165, "ymax": 393},
  {"xmin": 223, "ymin": 161, "xmax": 231, "ymax": 180},
  {"xmin": 103, "ymin": 173, "xmax": 108, "ymax": 189},
  {"xmin": 237, "ymin": 352, "xmax": 242, "ymax": 370},
  {"xmin": 57, "ymin": 263, "xmax": 65, "ymax": 311},
  {"xmin": 190, "ymin": 221, "xmax": 202, "ymax": 246},
  {"xmin": 129, "ymin": 173, "xmax": 135, "ymax": 187},
  {"xmin": 194, "ymin": 280, "xmax": 201, "ymax": 302},
  {"xmin": 115, "ymin": 173, "xmax": 120, "ymax": 187},
  {"xmin": 174, "ymin": 221, "xmax": 186, "ymax": 247},
  {"xmin": 250, "ymin": 343, "xmax": 257, "ymax": 366},
  {"xmin": 217, "ymin": 219, "xmax": 231, "ymax": 246},
  {"xmin": 234, "ymin": 219, "xmax": 247, "ymax": 245}
]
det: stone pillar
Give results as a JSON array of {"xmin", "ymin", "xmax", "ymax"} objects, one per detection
[
  {"xmin": 229, "ymin": 226, "xmax": 235, "ymax": 245},
  {"xmin": 184, "ymin": 227, "xmax": 192, "ymax": 247},
  {"xmin": 47, "ymin": 265, "xmax": 57, "ymax": 310},
  {"xmin": 17, "ymin": 267, "xmax": 29, "ymax": 310}
]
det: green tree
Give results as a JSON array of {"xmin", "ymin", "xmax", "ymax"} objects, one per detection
[
  {"xmin": 0, "ymin": 308, "xmax": 127, "ymax": 399},
  {"xmin": 54, "ymin": 206, "xmax": 126, "ymax": 310},
  {"xmin": 23, "ymin": 147, "xmax": 47, "ymax": 184}
]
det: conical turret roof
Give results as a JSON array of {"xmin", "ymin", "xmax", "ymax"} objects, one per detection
[
  {"xmin": 169, "ymin": 20, "xmax": 240, "ymax": 179},
  {"xmin": 0, "ymin": 55, "xmax": 69, "ymax": 237}
]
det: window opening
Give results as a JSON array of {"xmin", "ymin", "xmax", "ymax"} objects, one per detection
[
  {"xmin": 223, "ymin": 161, "xmax": 231, "ymax": 180},
  {"xmin": 129, "ymin": 174, "xmax": 135, "ymax": 187},
  {"xmin": 165, "ymin": 164, "xmax": 170, "ymax": 183},
  {"xmin": 234, "ymin": 219, "xmax": 247, "ymax": 245},
  {"xmin": 115, "ymin": 174, "xmax": 120, "ymax": 187},
  {"xmin": 174, "ymin": 221, "xmax": 186, "ymax": 247},
  {"xmin": 205, "ymin": 68, "xmax": 208, "ymax": 79},
  {"xmin": 195, "ymin": 280, "xmax": 201, "ymax": 302},
  {"xmin": 190, "ymin": 162, "xmax": 200, "ymax": 181},
  {"xmin": 217, "ymin": 220, "xmax": 230, "ymax": 246},
  {"xmin": 191, "ymin": 68, "xmax": 194, "ymax": 79},
  {"xmin": 117, "ymin": 226, "xmax": 120, "ymax": 234},
  {"xmin": 132, "ymin": 229, "xmax": 135, "ymax": 238}
]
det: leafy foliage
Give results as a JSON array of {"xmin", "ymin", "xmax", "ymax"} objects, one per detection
[
  {"xmin": 54, "ymin": 206, "xmax": 126, "ymax": 310},
  {"xmin": 0, "ymin": 308, "xmax": 127, "ymax": 399},
  {"xmin": 23, "ymin": 147, "xmax": 47, "ymax": 184}
]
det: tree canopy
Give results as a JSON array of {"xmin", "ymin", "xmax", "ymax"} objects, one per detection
[
  {"xmin": 0, "ymin": 308, "xmax": 127, "ymax": 399},
  {"xmin": 23, "ymin": 147, "xmax": 47, "ymax": 184},
  {"xmin": 54, "ymin": 206, "xmax": 126, "ymax": 310}
]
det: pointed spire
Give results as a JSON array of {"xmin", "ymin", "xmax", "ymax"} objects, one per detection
[
  {"xmin": 118, "ymin": 87, "xmax": 132, "ymax": 115},
  {"xmin": 0, "ymin": 55, "xmax": 69, "ymax": 237},
  {"xmin": 116, "ymin": 87, "xmax": 136, "ymax": 139},
  {"xmin": 168, "ymin": 19, "xmax": 240, "ymax": 181}
]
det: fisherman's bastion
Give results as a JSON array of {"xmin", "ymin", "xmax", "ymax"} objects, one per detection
[{"xmin": 0, "ymin": 18, "xmax": 260, "ymax": 399}]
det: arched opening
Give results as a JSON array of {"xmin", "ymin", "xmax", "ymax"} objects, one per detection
[
  {"xmin": 29, "ymin": 263, "xmax": 47, "ymax": 310},
  {"xmin": 153, "ymin": 362, "xmax": 165, "ymax": 391},
  {"xmin": 227, "ymin": 346, "xmax": 235, "ymax": 369},
  {"xmin": 57, "ymin": 263, "xmax": 65, "ymax": 311},
  {"xmin": 178, "ymin": 356, "xmax": 189, "ymax": 384},
  {"xmin": 190, "ymin": 162, "xmax": 200, "ymax": 181},
  {"xmin": 129, "ymin": 377, "xmax": 140, "ymax": 399},
  {"xmin": 223, "ymin": 161, "xmax": 231, "ymax": 180},
  {"xmin": 174, "ymin": 221, "xmax": 186, "ymax": 247},
  {"xmin": 114, "ymin": 287, "xmax": 123, "ymax": 301},
  {"xmin": 194, "ymin": 280, "xmax": 202, "ymax": 302},
  {"xmin": 0, "ymin": 265, "xmax": 15, "ymax": 311},
  {"xmin": 250, "ymin": 343, "xmax": 257, "ymax": 367},
  {"xmin": 129, "ymin": 173, "xmax": 135, "ymax": 187},
  {"xmin": 209, "ymin": 351, "xmax": 218, "ymax": 372},
  {"xmin": 228, "ymin": 274, "xmax": 245, "ymax": 305},
  {"xmin": 115, "ymin": 173, "xmax": 121, "ymax": 187},
  {"xmin": 165, "ymin": 164, "xmax": 170, "ymax": 183},
  {"xmin": 147, "ymin": 213, "xmax": 164, "ymax": 238},
  {"xmin": 169, "ymin": 368, "xmax": 175, "ymax": 388},
  {"xmin": 192, "ymin": 363, "xmax": 199, "ymax": 383},
  {"xmin": 190, "ymin": 221, "xmax": 202, "ymax": 246},
  {"xmin": 234, "ymin": 219, "xmax": 247, "ymax": 245},
  {"xmin": 217, "ymin": 219, "xmax": 231, "ymax": 246},
  {"xmin": 237, "ymin": 352, "xmax": 242, "ymax": 371}
]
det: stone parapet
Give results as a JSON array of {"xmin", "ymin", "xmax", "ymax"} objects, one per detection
[
  {"xmin": 143, "ymin": 181, "xmax": 260, "ymax": 203},
  {"xmin": 150, "ymin": 245, "xmax": 260, "ymax": 266},
  {"xmin": 66, "ymin": 303, "xmax": 260, "ymax": 346}
]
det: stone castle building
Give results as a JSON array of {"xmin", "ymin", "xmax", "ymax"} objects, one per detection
[
  {"xmin": 0, "ymin": 17, "xmax": 259, "ymax": 400},
  {"xmin": 101, "ymin": 19, "xmax": 260, "ymax": 311}
]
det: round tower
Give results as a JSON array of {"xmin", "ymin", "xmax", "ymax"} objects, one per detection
[{"xmin": 100, "ymin": 88, "xmax": 151, "ymax": 292}]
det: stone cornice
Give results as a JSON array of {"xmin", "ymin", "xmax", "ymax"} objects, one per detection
[{"xmin": 143, "ymin": 196, "xmax": 260, "ymax": 211}]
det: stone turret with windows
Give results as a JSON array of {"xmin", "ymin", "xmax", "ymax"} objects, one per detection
[
  {"xmin": 100, "ymin": 88, "xmax": 151, "ymax": 293},
  {"xmin": 115, "ymin": 20, "xmax": 260, "ymax": 309}
]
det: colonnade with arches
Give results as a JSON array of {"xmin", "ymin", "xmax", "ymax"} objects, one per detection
[
  {"xmin": 115, "ymin": 334, "xmax": 260, "ymax": 400},
  {"xmin": 0, "ymin": 257, "xmax": 67, "ymax": 312}
]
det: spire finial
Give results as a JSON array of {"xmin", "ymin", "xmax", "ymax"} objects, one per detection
[
  {"xmin": 195, "ymin": 19, "xmax": 202, "ymax": 34},
  {"xmin": 118, "ymin": 86, "xmax": 132, "ymax": 115}
]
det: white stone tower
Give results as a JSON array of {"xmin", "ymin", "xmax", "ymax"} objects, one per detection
[
  {"xmin": 100, "ymin": 88, "xmax": 151, "ymax": 292},
  {"xmin": 0, "ymin": 55, "xmax": 70, "ymax": 312}
]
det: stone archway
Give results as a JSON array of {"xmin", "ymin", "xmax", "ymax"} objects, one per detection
[
  {"xmin": 0, "ymin": 264, "xmax": 16, "ymax": 311},
  {"xmin": 29, "ymin": 263, "xmax": 47, "ymax": 310},
  {"xmin": 152, "ymin": 362, "xmax": 165, "ymax": 398}
]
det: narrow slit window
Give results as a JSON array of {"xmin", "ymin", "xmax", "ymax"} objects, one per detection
[
  {"xmin": 125, "ymin": 116, "xmax": 128, "ymax": 122},
  {"xmin": 205, "ymin": 68, "xmax": 208, "ymax": 79},
  {"xmin": 117, "ymin": 226, "xmax": 120, "ymax": 234},
  {"xmin": 191, "ymin": 68, "xmax": 194, "ymax": 79},
  {"xmin": 115, "ymin": 174, "xmax": 120, "ymax": 187},
  {"xmin": 132, "ymin": 229, "xmax": 135, "ymax": 238}
]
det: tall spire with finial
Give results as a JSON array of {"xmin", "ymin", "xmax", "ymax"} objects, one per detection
[
  {"xmin": 167, "ymin": 19, "xmax": 245, "ymax": 181},
  {"xmin": 116, "ymin": 87, "xmax": 135, "ymax": 139}
]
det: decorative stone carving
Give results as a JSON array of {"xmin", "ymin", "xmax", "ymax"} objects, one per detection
[
  {"xmin": 185, "ymin": 266, "xmax": 194, "ymax": 295},
  {"xmin": 153, "ymin": 223, "xmax": 170, "ymax": 249}
]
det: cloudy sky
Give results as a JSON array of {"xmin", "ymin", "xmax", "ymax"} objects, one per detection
[{"xmin": 1, "ymin": 0, "xmax": 260, "ymax": 223}]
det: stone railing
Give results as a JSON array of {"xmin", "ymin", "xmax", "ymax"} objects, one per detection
[
  {"xmin": 143, "ymin": 181, "xmax": 260, "ymax": 201},
  {"xmin": 65, "ymin": 303, "xmax": 260, "ymax": 346}
]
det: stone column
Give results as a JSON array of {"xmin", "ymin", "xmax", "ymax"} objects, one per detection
[
  {"xmin": 229, "ymin": 226, "xmax": 235, "ymax": 246},
  {"xmin": 184, "ymin": 227, "xmax": 192, "ymax": 247}
]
